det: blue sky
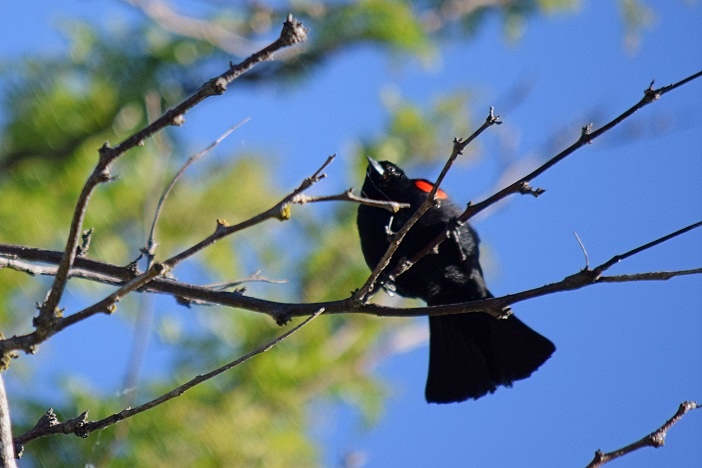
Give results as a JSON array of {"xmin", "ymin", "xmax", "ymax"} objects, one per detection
[{"xmin": 2, "ymin": 1, "xmax": 701, "ymax": 467}]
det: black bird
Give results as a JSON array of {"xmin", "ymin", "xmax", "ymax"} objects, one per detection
[{"xmin": 357, "ymin": 157, "xmax": 555, "ymax": 403}]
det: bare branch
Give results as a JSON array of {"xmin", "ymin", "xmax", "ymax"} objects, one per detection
[
  {"xmin": 459, "ymin": 70, "xmax": 702, "ymax": 224},
  {"xmin": 586, "ymin": 401, "xmax": 699, "ymax": 468},
  {"xmin": 34, "ymin": 14, "xmax": 307, "ymax": 344},
  {"xmin": 2, "ymin": 221, "xmax": 699, "ymax": 327},
  {"xmin": 12, "ymin": 309, "xmax": 324, "ymax": 453},
  {"xmin": 593, "ymin": 220, "xmax": 702, "ymax": 274},
  {"xmin": 12, "ymin": 409, "xmax": 88, "ymax": 458},
  {"xmin": 598, "ymin": 268, "xmax": 702, "ymax": 283}
]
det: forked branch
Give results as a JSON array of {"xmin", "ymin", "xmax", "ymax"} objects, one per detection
[
  {"xmin": 376, "ymin": 70, "xmax": 702, "ymax": 295},
  {"xmin": 34, "ymin": 14, "xmax": 308, "ymax": 341}
]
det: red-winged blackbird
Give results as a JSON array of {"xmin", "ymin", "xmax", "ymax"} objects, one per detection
[{"xmin": 357, "ymin": 157, "xmax": 555, "ymax": 404}]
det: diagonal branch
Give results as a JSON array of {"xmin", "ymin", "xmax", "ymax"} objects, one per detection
[
  {"xmin": 12, "ymin": 309, "xmax": 324, "ymax": 456},
  {"xmin": 459, "ymin": 70, "xmax": 702, "ymax": 223},
  {"xmin": 585, "ymin": 401, "xmax": 699, "ymax": 468}
]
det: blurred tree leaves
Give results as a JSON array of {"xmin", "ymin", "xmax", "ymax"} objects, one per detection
[{"xmin": 0, "ymin": 0, "xmax": 606, "ymax": 465}]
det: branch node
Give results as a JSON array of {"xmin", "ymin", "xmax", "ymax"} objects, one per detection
[
  {"xmin": 644, "ymin": 80, "xmax": 661, "ymax": 102},
  {"xmin": 278, "ymin": 204, "xmax": 292, "ymax": 221},
  {"xmin": 497, "ymin": 306, "xmax": 513, "ymax": 319},
  {"xmin": 76, "ymin": 228, "xmax": 94, "ymax": 257},
  {"xmin": 280, "ymin": 14, "xmax": 309, "ymax": 46},
  {"xmin": 275, "ymin": 313, "xmax": 292, "ymax": 326},
  {"xmin": 487, "ymin": 106, "xmax": 502, "ymax": 125},
  {"xmin": 171, "ymin": 113, "xmax": 186, "ymax": 126},
  {"xmin": 97, "ymin": 166, "xmax": 113, "ymax": 182},
  {"xmin": 452, "ymin": 137, "xmax": 465, "ymax": 156},
  {"xmin": 213, "ymin": 76, "xmax": 228, "ymax": 94},
  {"xmin": 98, "ymin": 141, "xmax": 112, "ymax": 155},
  {"xmin": 32, "ymin": 307, "xmax": 61, "ymax": 330},
  {"xmin": 580, "ymin": 123, "xmax": 594, "ymax": 143},
  {"xmin": 151, "ymin": 262, "xmax": 169, "ymax": 276},
  {"xmin": 519, "ymin": 182, "xmax": 545, "ymax": 197},
  {"xmin": 73, "ymin": 410, "xmax": 90, "ymax": 438},
  {"xmin": 649, "ymin": 432, "xmax": 665, "ymax": 448}
]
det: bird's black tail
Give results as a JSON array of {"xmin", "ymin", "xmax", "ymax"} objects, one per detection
[{"xmin": 425, "ymin": 307, "xmax": 555, "ymax": 404}]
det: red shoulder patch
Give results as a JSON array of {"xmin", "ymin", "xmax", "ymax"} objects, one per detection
[{"xmin": 413, "ymin": 180, "xmax": 448, "ymax": 199}]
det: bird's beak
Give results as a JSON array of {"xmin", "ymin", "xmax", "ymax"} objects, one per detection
[{"xmin": 366, "ymin": 156, "xmax": 385, "ymax": 176}]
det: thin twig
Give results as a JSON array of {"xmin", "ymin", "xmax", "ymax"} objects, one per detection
[
  {"xmin": 12, "ymin": 309, "xmax": 324, "ymax": 454},
  {"xmin": 208, "ymin": 271, "xmax": 288, "ymax": 290},
  {"xmin": 293, "ymin": 189, "xmax": 409, "ymax": 212},
  {"xmin": 144, "ymin": 118, "xmax": 251, "ymax": 261},
  {"xmin": 431, "ymin": 106, "xmax": 502, "ymax": 200},
  {"xmin": 163, "ymin": 154, "xmax": 335, "ymax": 270},
  {"xmin": 573, "ymin": 231, "xmax": 590, "ymax": 269},
  {"xmin": 585, "ymin": 401, "xmax": 699, "ymax": 468}
]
